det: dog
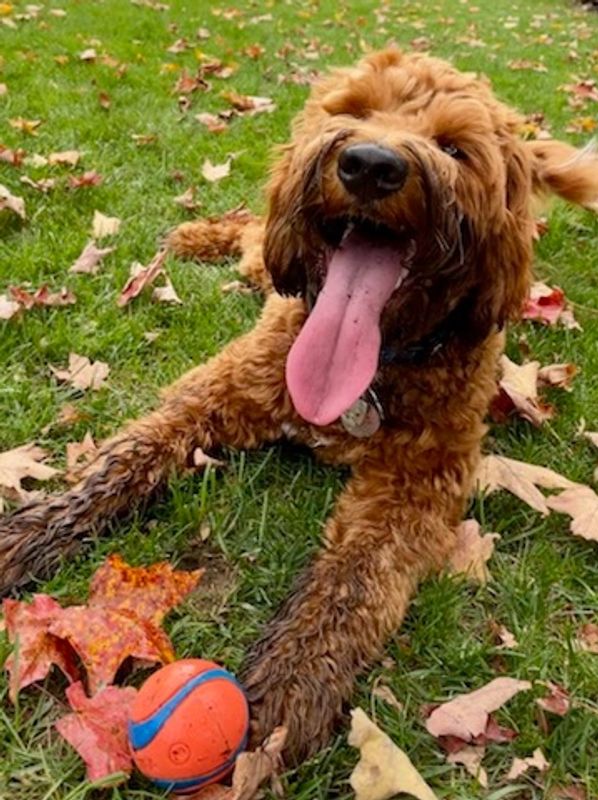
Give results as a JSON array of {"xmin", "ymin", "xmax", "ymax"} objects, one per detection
[{"xmin": 1, "ymin": 48, "xmax": 597, "ymax": 762}]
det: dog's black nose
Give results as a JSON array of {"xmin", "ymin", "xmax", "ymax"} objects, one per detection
[{"xmin": 337, "ymin": 143, "xmax": 408, "ymax": 200}]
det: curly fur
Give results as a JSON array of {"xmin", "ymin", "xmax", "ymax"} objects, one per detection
[{"xmin": 2, "ymin": 48, "xmax": 597, "ymax": 762}]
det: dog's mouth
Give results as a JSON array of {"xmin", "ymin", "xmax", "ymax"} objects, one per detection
[{"xmin": 286, "ymin": 216, "xmax": 414, "ymax": 427}]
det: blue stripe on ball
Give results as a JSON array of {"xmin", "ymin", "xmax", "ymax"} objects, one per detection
[
  {"xmin": 151, "ymin": 732, "xmax": 249, "ymax": 793},
  {"xmin": 128, "ymin": 668, "xmax": 247, "ymax": 751}
]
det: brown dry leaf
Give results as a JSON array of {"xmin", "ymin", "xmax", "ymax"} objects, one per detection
[
  {"xmin": 9, "ymin": 117, "xmax": 42, "ymax": 135},
  {"xmin": 546, "ymin": 486, "xmax": 598, "ymax": 542},
  {"xmin": 70, "ymin": 241, "xmax": 115, "ymax": 275},
  {"xmin": 0, "ymin": 294, "xmax": 21, "ymax": 320},
  {"xmin": 66, "ymin": 432, "xmax": 99, "ymax": 483},
  {"xmin": 522, "ymin": 282, "xmax": 581, "ymax": 330},
  {"xmin": 447, "ymin": 745, "xmax": 487, "ymax": 788},
  {"xmin": 68, "ymin": 171, "xmax": 103, "ymax": 189},
  {"xmin": 92, "ymin": 211, "xmax": 121, "ymax": 238},
  {"xmin": 201, "ymin": 158, "xmax": 231, "ymax": 183},
  {"xmin": 192, "ymin": 447, "xmax": 224, "ymax": 470},
  {"xmin": 506, "ymin": 748, "xmax": 550, "ymax": 780},
  {"xmin": 492, "ymin": 355, "xmax": 553, "ymax": 426},
  {"xmin": 195, "ymin": 112, "xmax": 228, "ymax": 133},
  {"xmin": 56, "ymin": 403, "xmax": 87, "ymax": 427},
  {"xmin": 9, "ymin": 285, "xmax": 76, "ymax": 309},
  {"xmin": 79, "ymin": 47, "xmax": 97, "ymax": 62},
  {"xmin": 221, "ymin": 91, "xmax": 275, "ymax": 115},
  {"xmin": 425, "ymin": 677, "xmax": 532, "ymax": 741},
  {"xmin": 0, "ymin": 183, "xmax": 26, "ymax": 219},
  {"xmin": 490, "ymin": 622, "xmax": 518, "ymax": 649},
  {"xmin": 167, "ymin": 37, "xmax": 188, "ymax": 53},
  {"xmin": 583, "ymin": 432, "xmax": 598, "ymax": 448},
  {"xmin": 448, "ymin": 520, "xmax": 500, "ymax": 584},
  {"xmin": 475, "ymin": 454, "xmax": 577, "ymax": 515},
  {"xmin": 173, "ymin": 186, "xmax": 201, "ymax": 211},
  {"xmin": 0, "ymin": 144, "xmax": 25, "ymax": 166},
  {"xmin": 50, "ymin": 353, "xmax": 110, "ymax": 392},
  {"xmin": 48, "ymin": 150, "xmax": 81, "ymax": 167},
  {"xmin": 549, "ymin": 786, "xmax": 587, "ymax": 800},
  {"xmin": 20, "ymin": 175, "xmax": 56, "ymax": 193},
  {"xmin": 538, "ymin": 363, "xmax": 577, "ymax": 390},
  {"xmin": 117, "ymin": 249, "xmax": 168, "ymax": 307},
  {"xmin": 372, "ymin": 681, "xmax": 404, "ymax": 713},
  {"xmin": 536, "ymin": 682, "xmax": 570, "ymax": 717},
  {"xmin": 348, "ymin": 708, "xmax": 439, "ymax": 800},
  {"xmin": 152, "ymin": 279, "xmax": 182, "ymax": 305},
  {"xmin": 0, "ymin": 82, "xmax": 7, "ymax": 95},
  {"xmin": 98, "ymin": 91, "xmax": 111, "ymax": 109},
  {"xmin": 0, "ymin": 443, "xmax": 60, "ymax": 502},
  {"xmin": 577, "ymin": 622, "xmax": 598, "ymax": 654}
]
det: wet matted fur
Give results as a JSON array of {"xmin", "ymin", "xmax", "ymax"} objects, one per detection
[{"xmin": 2, "ymin": 49, "xmax": 598, "ymax": 761}]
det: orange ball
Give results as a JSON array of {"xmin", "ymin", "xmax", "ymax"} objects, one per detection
[{"xmin": 128, "ymin": 659, "xmax": 249, "ymax": 794}]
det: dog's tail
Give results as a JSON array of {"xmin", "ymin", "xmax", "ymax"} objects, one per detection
[
  {"xmin": 0, "ymin": 406, "xmax": 199, "ymax": 595},
  {"xmin": 528, "ymin": 139, "xmax": 598, "ymax": 211},
  {"xmin": 167, "ymin": 207, "xmax": 259, "ymax": 261}
]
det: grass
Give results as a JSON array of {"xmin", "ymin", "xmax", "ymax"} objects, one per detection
[{"xmin": 0, "ymin": 0, "xmax": 597, "ymax": 798}]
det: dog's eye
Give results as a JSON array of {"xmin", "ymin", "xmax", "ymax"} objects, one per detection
[{"xmin": 439, "ymin": 142, "xmax": 467, "ymax": 160}]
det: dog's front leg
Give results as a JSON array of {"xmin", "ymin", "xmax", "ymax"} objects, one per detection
[
  {"xmin": 0, "ymin": 295, "xmax": 305, "ymax": 595},
  {"xmin": 242, "ymin": 463, "xmax": 460, "ymax": 762}
]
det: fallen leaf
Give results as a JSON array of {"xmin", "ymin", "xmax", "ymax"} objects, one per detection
[
  {"xmin": 491, "ymin": 355, "xmax": 553, "ymax": 426},
  {"xmin": 0, "ymin": 183, "xmax": 26, "ymax": 218},
  {"xmin": 117, "ymin": 248, "xmax": 168, "ymax": 306},
  {"xmin": 506, "ymin": 748, "xmax": 550, "ymax": 780},
  {"xmin": 167, "ymin": 37, "xmax": 188, "ymax": 53},
  {"xmin": 188, "ymin": 726, "xmax": 287, "ymax": 800},
  {"xmin": 79, "ymin": 47, "xmax": 97, "ymax": 61},
  {"xmin": 173, "ymin": 68, "xmax": 209, "ymax": 94},
  {"xmin": 447, "ymin": 745, "xmax": 487, "ymax": 788},
  {"xmin": 88, "ymin": 553, "xmax": 202, "ymax": 628},
  {"xmin": 202, "ymin": 158, "xmax": 231, "ymax": 182},
  {"xmin": 0, "ymin": 144, "xmax": 25, "ymax": 166},
  {"xmin": 372, "ymin": 681, "xmax": 404, "ymax": 713},
  {"xmin": 522, "ymin": 282, "xmax": 581, "ymax": 330},
  {"xmin": 536, "ymin": 682, "xmax": 570, "ymax": 716},
  {"xmin": 425, "ymin": 677, "xmax": 532, "ymax": 741},
  {"xmin": 0, "ymin": 294, "xmax": 21, "ymax": 319},
  {"xmin": 583, "ymin": 432, "xmax": 598, "ymax": 448},
  {"xmin": 131, "ymin": 133, "xmax": 158, "ymax": 146},
  {"xmin": 92, "ymin": 210, "xmax": 121, "ymax": 238},
  {"xmin": 66, "ymin": 432, "xmax": 98, "ymax": 483},
  {"xmin": 538, "ymin": 363, "xmax": 577, "ymax": 390},
  {"xmin": 221, "ymin": 91, "xmax": 275, "ymax": 115},
  {"xmin": 2, "ymin": 594, "xmax": 80, "ymax": 702},
  {"xmin": 546, "ymin": 486, "xmax": 598, "ymax": 542},
  {"xmin": 0, "ymin": 443, "xmax": 60, "ymax": 502},
  {"xmin": 490, "ymin": 622, "xmax": 518, "ymax": 649},
  {"xmin": 9, "ymin": 285, "xmax": 76, "ymax": 309},
  {"xmin": 20, "ymin": 175, "xmax": 57, "ymax": 192},
  {"xmin": 577, "ymin": 622, "xmax": 598, "ymax": 653},
  {"xmin": 192, "ymin": 447, "xmax": 224, "ymax": 470},
  {"xmin": 0, "ymin": 82, "xmax": 7, "ymax": 95},
  {"xmin": 8, "ymin": 117, "xmax": 41, "ymax": 135},
  {"xmin": 549, "ymin": 786, "xmax": 587, "ymax": 800},
  {"xmin": 98, "ymin": 91, "xmax": 111, "ymax": 109},
  {"xmin": 68, "ymin": 170, "xmax": 103, "ymax": 189},
  {"xmin": 349, "ymin": 708, "xmax": 438, "ymax": 800},
  {"xmin": 70, "ymin": 241, "xmax": 115, "ymax": 274},
  {"xmin": 475, "ymin": 454, "xmax": 577, "ymax": 515},
  {"xmin": 195, "ymin": 112, "xmax": 228, "ymax": 133},
  {"xmin": 449, "ymin": 519, "xmax": 500, "ymax": 583},
  {"xmin": 50, "ymin": 353, "xmax": 110, "ymax": 392},
  {"xmin": 173, "ymin": 186, "xmax": 201, "ymax": 210},
  {"xmin": 56, "ymin": 403, "xmax": 87, "ymax": 427},
  {"xmin": 48, "ymin": 149, "xmax": 81, "ymax": 166},
  {"xmin": 152, "ymin": 278, "xmax": 182, "ymax": 304},
  {"xmin": 55, "ymin": 682, "xmax": 137, "ymax": 782},
  {"xmin": 221, "ymin": 280, "xmax": 255, "ymax": 295}
]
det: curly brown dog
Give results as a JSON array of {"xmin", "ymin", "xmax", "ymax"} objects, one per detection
[{"xmin": 1, "ymin": 49, "xmax": 597, "ymax": 761}]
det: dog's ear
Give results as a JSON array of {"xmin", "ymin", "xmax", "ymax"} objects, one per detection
[
  {"xmin": 526, "ymin": 139, "xmax": 598, "ymax": 211},
  {"xmin": 464, "ymin": 141, "xmax": 534, "ymax": 339},
  {"xmin": 263, "ymin": 145, "xmax": 307, "ymax": 297}
]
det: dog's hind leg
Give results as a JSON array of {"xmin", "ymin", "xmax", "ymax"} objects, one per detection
[
  {"xmin": 167, "ymin": 210, "xmax": 271, "ymax": 293},
  {"xmin": 0, "ymin": 295, "xmax": 304, "ymax": 595}
]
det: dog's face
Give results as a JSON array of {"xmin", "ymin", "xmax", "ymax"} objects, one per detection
[{"xmin": 264, "ymin": 49, "xmax": 534, "ymax": 426}]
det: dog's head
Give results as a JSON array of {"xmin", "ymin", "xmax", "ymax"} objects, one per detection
[{"xmin": 264, "ymin": 49, "xmax": 597, "ymax": 426}]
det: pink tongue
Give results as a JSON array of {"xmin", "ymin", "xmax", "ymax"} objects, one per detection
[{"xmin": 286, "ymin": 231, "xmax": 407, "ymax": 426}]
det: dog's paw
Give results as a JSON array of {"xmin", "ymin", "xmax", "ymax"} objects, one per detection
[{"xmin": 241, "ymin": 641, "xmax": 348, "ymax": 763}]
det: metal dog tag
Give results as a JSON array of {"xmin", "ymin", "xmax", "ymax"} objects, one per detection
[{"xmin": 341, "ymin": 394, "xmax": 382, "ymax": 438}]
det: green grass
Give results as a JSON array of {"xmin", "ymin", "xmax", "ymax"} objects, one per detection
[{"xmin": 1, "ymin": 0, "xmax": 597, "ymax": 798}]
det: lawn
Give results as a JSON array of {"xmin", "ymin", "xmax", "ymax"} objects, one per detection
[{"xmin": 0, "ymin": 0, "xmax": 597, "ymax": 798}]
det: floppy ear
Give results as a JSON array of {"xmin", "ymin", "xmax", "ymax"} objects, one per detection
[
  {"xmin": 465, "ymin": 141, "xmax": 534, "ymax": 338},
  {"xmin": 526, "ymin": 139, "xmax": 598, "ymax": 211}
]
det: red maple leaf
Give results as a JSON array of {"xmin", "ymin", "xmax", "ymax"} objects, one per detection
[{"xmin": 55, "ymin": 681, "xmax": 137, "ymax": 782}]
